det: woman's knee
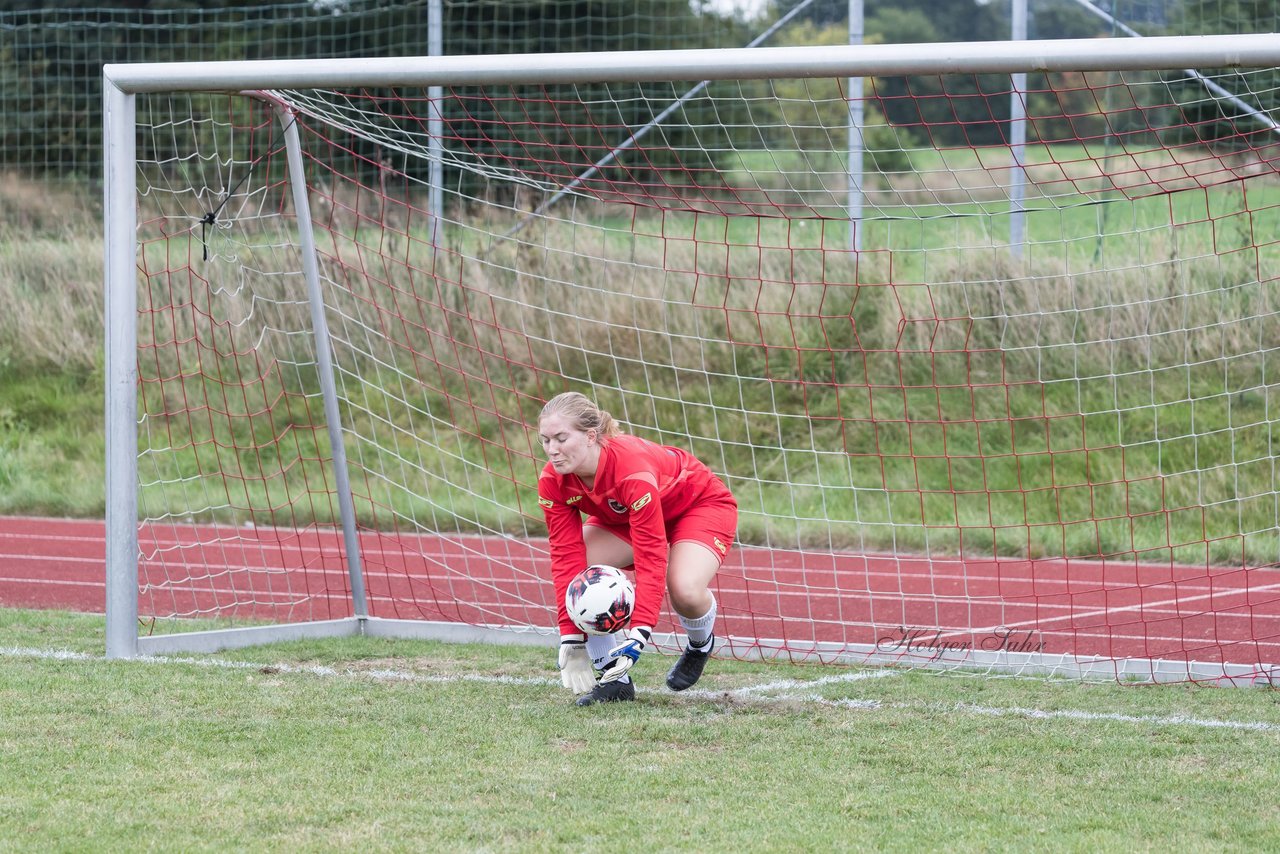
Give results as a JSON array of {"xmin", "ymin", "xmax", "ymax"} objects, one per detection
[
  {"xmin": 666, "ymin": 542, "xmax": 719, "ymax": 613},
  {"xmin": 666, "ymin": 576, "xmax": 706, "ymax": 613}
]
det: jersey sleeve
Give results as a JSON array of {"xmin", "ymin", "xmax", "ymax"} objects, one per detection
[
  {"xmin": 538, "ymin": 472, "xmax": 588, "ymax": 635},
  {"xmin": 612, "ymin": 472, "xmax": 667, "ymax": 631}
]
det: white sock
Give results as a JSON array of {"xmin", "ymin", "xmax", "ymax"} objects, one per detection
[
  {"xmin": 678, "ymin": 593, "xmax": 717, "ymax": 649},
  {"xmin": 586, "ymin": 632, "xmax": 631, "ymax": 683}
]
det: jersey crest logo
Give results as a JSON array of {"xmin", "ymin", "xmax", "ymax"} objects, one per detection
[
  {"xmin": 607, "ymin": 499, "xmax": 627, "ymax": 514},
  {"xmin": 630, "ymin": 493, "xmax": 652, "ymax": 512}
]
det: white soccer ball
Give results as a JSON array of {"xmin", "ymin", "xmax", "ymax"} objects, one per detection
[{"xmin": 565, "ymin": 564, "xmax": 635, "ymax": 636}]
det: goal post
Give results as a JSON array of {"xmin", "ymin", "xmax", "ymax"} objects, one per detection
[{"xmin": 104, "ymin": 35, "xmax": 1280, "ymax": 683}]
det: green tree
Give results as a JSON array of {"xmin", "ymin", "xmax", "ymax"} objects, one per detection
[
  {"xmin": 863, "ymin": 1, "xmax": 1012, "ymax": 146},
  {"xmin": 1175, "ymin": 0, "xmax": 1280, "ymax": 33},
  {"xmin": 762, "ymin": 20, "xmax": 921, "ymax": 174},
  {"xmin": 0, "ymin": 1, "xmax": 750, "ymax": 194},
  {"xmin": 1164, "ymin": 0, "xmax": 1280, "ymax": 144},
  {"xmin": 434, "ymin": 0, "xmax": 752, "ymax": 203},
  {"xmin": 1029, "ymin": 1, "xmax": 1109, "ymax": 39}
]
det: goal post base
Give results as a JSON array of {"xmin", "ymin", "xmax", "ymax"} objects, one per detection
[
  {"xmin": 131, "ymin": 619, "xmax": 1277, "ymax": 687},
  {"xmin": 136, "ymin": 618, "xmax": 363, "ymax": 657},
  {"xmin": 134, "ymin": 617, "xmax": 561, "ymax": 657}
]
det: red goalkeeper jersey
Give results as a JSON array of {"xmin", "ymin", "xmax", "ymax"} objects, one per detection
[{"xmin": 538, "ymin": 433, "xmax": 732, "ymax": 635}]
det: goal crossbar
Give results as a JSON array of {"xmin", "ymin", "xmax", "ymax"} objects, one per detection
[{"xmin": 104, "ymin": 34, "xmax": 1280, "ymax": 92}]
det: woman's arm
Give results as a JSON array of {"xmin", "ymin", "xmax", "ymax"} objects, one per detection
[{"xmin": 539, "ymin": 478, "xmax": 588, "ymax": 635}]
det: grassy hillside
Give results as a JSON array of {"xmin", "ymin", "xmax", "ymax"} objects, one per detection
[{"xmin": 0, "ymin": 176, "xmax": 104, "ymax": 517}]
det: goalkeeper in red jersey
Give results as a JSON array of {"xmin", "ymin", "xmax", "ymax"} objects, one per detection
[{"xmin": 537, "ymin": 391, "xmax": 738, "ymax": 706}]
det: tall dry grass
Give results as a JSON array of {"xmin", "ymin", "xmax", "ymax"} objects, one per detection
[
  {"xmin": 7, "ymin": 163, "xmax": 1271, "ymax": 416},
  {"xmin": 0, "ymin": 174, "xmax": 104, "ymax": 371}
]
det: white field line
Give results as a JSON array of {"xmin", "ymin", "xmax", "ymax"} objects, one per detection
[
  {"xmin": 4, "ymin": 645, "xmax": 1279, "ymax": 734},
  {"xmin": 0, "ymin": 576, "xmax": 104, "ymax": 589},
  {"xmin": 0, "ymin": 645, "xmax": 553, "ymax": 687},
  {"xmin": 724, "ymin": 667, "xmax": 902, "ymax": 696}
]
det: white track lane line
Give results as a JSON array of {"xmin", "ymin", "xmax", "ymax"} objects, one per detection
[{"xmin": 3, "ymin": 645, "xmax": 1278, "ymax": 733}]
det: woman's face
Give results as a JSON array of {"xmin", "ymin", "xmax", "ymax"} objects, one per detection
[{"xmin": 538, "ymin": 412, "xmax": 599, "ymax": 479}]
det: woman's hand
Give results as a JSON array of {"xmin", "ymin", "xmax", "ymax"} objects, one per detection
[
  {"xmin": 557, "ymin": 633, "xmax": 594, "ymax": 693},
  {"xmin": 599, "ymin": 627, "xmax": 652, "ymax": 683}
]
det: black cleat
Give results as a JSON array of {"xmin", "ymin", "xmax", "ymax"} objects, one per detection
[
  {"xmin": 666, "ymin": 636, "xmax": 714, "ymax": 691},
  {"xmin": 575, "ymin": 678, "xmax": 636, "ymax": 706}
]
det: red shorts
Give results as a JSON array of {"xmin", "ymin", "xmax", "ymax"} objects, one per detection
[{"xmin": 585, "ymin": 492, "xmax": 738, "ymax": 562}]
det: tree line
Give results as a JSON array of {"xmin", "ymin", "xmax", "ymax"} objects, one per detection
[
  {"xmin": 0, "ymin": 0, "xmax": 747, "ymax": 189},
  {"xmin": 2, "ymin": 0, "xmax": 1274, "ymax": 197}
]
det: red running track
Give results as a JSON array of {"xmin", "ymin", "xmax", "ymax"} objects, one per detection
[{"xmin": 3, "ymin": 515, "xmax": 1278, "ymax": 675}]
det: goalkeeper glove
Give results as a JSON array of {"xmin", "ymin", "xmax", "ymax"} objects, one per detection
[
  {"xmin": 557, "ymin": 633, "xmax": 594, "ymax": 694},
  {"xmin": 599, "ymin": 627, "xmax": 652, "ymax": 684}
]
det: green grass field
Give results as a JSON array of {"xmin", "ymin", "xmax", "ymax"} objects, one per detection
[
  {"xmin": 3, "ymin": 149, "xmax": 1280, "ymax": 850},
  {"xmin": 3, "ymin": 608, "xmax": 1279, "ymax": 851}
]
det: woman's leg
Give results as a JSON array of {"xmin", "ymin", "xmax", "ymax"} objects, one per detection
[
  {"xmin": 583, "ymin": 523, "xmax": 634, "ymax": 568},
  {"xmin": 665, "ymin": 493, "xmax": 735, "ymax": 635},
  {"xmin": 665, "ymin": 541, "xmax": 721, "ymax": 691},
  {"xmin": 666, "ymin": 540, "xmax": 720, "ymax": 620}
]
